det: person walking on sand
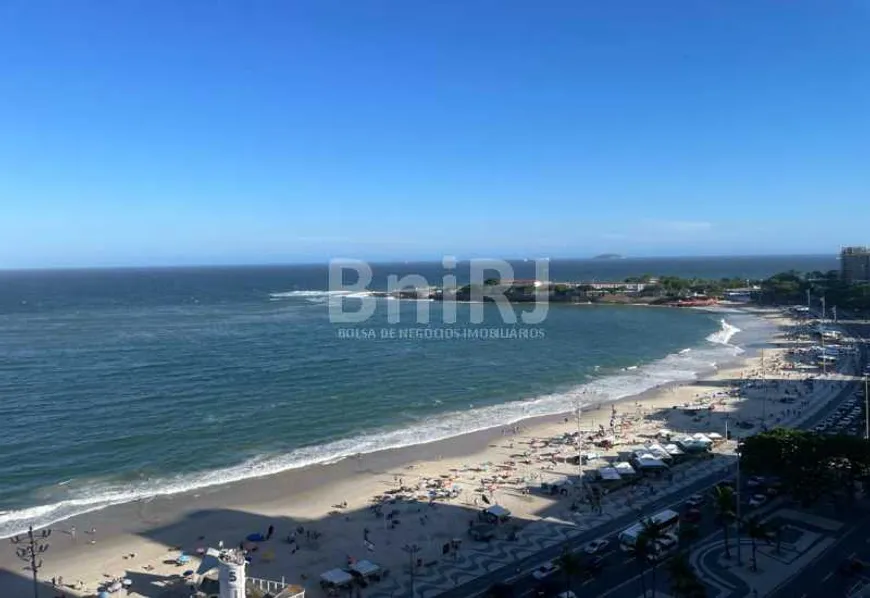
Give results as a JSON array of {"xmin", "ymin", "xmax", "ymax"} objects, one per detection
[{"xmin": 267, "ymin": 524, "xmax": 274, "ymax": 540}]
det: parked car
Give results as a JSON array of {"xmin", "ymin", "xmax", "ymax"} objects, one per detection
[
  {"xmin": 583, "ymin": 538, "xmax": 610, "ymax": 554},
  {"xmin": 749, "ymin": 494, "xmax": 768, "ymax": 508},
  {"xmin": 531, "ymin": 562, "xmax": 559, "ymax": 580},
  {"xmin": 747, "ymin": 476, "xmax": 765, "ymax": 488},
  {"xmin": 683, "ymin": 508, "xmax": 702, "ymax": 523},
  {"xmin": 685, "ymin": 493, "xmax": 704, "ymax": 508}
]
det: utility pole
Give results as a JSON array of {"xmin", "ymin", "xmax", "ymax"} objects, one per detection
[
  {"xmin": 761, "ymin": 349, "xmax": 766, "ymax": 429},
  {"xmin": 865, "ymin": 376, "xmax": 869, "ymax": 441},
  {"xmin": 735, "ymin": 444, "xmax": 743, "ymax": 566},
  {"xmin": 11, "ymin": 526, "xmax": 51, "ymax": 598},
  {"xmin": 403, "ymin": 543, "xmax": 420, "ymax": 598}
]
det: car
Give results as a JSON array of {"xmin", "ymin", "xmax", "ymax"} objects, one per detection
[
  {"xmin": 647, "ymin": 537, "xmax": 677, "ymax": 562},
  {"xmin": 749, "ymin": 494, "xmax": 768, "ymax": 507},
  {"xmin": 683, "ymin": 508, "xmax": 702, "ymax": 523},
  {"xmin": 747, "ymin": 476, "xmax": 765, "ymax": 488},
  {"xmin": 685, "ymin": 493, "xmax": 704, "ymax": 507},
  {"xmin": 531, "ymin": 561, "xmax": 559, "ymax": 580},
  {"xmin": 839, "ymin": 558, "xmax": 868, "ymax": 575},
  {"xmin": 583, "ymin": 538, "xmax": 610, "ymax": 554}
]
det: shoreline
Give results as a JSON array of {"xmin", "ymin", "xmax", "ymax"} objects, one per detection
[
  {"xmin": 0, "ymin": 308, "xmax": 756, "ymax": 540},
  {"xmin": 0, "ymin": 309, "xmax": 819, "ymax": 597}
]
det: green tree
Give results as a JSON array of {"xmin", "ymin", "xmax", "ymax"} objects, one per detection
[
  {"xmin": 555, "ymin": 547, "xmax": 583, "ymax": 596},
  {"xmin": 712, "ymin": 485, "xmax": 736, "ymax": 559},
  {"xmin": 627, "ymin": 533, "xmax": 652, "ymax": 598},
  {"xmin": 744, "ymin": 515, "xmax": 774, "ymax": 572},
  {"xmin": 639, "ymin": 518, "xmax": 669, "ymax": 595},
  {"xmin": 740, "ymin": 429, "xmax": 870, "ymax": 507},
  {"xmin": 665, "ymin": 552, "xmax": 708, "ymax": 597}
]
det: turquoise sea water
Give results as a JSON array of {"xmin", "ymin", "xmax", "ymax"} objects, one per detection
[{"xmin": 0, "ymin": 256, "xmax": 832, "ymax": 535}]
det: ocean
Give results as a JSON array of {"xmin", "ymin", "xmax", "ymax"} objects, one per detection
[{"xmin": 0, "ymin": 255, "xmax": 836, "ymax": 536}]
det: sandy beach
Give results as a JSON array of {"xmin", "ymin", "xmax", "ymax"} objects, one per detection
[{"xmin": 1, "ymin": 307, "xmax": 861, "ymax": 598}]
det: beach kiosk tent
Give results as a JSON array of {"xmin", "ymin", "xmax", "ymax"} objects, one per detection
[
  {"xmin": 644, "ymin": 443, "xmax": 672, "ymax": 462},
  {"xmin": 349, "ymin": 560, "xmax": 382, "ymax": 579},
  {"xmin": 676, "ymin": 436, "xmax": 710, "ymax": 453},
  {"xmin": 320, "ymin": 568, "xmax": 354, "ymax": 589},
  {"xmin": 633, "ymin": 453, "xmax": 669, "ymax": 471},
  {"xmin": 613, "ymin": 461, "xmax": 637, "ymax": 477},
  {"xmin": 663, "ymin": 443, "xmax": 685, "ymax": 459},
  {"xmin": 597, "ymin": 467, "xmax": 622, "ymax": 482},
  {"xmin": 480, "ymin": 505, "xmax": 511, "ymax": 523}
]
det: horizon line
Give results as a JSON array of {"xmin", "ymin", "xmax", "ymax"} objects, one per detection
[{"xmin": 0, "ymin": 252, "xmax": 838, "ymax": 274}]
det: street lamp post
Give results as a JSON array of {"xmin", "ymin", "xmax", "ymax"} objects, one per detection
[
  {"xmin": 11, "ymin": 526, "xmax": 51, "ymax": 598},
  {"xmin": 402, "ymin": 543, "xmax": 420, "ymax": 598},
  {"xmin": 761, "ymin": 349, "xmax": 767, "ymax": 429},
  {"xmin": 735, "ymin": 444, "xmax": 743, "ymax": 567},
  {"xmin": 864, "ymin": 376, "xmax": 869, "ymax": 441}
]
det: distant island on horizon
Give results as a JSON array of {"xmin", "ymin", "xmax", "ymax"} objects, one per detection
[{"xmin": 592, "ymin": 253, "xmax": 625, "ymax": 260}]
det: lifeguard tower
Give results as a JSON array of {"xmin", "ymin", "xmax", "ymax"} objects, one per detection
[{"xmin": 195, "ymin": 547, "xmax": 304, "ymax": 598}]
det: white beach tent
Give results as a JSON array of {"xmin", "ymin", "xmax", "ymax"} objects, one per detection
[
  {"xmin": 320, "ymin": 568, "xmax": 354, "ymax": 587},
  {"xmin": 597, "ymin": 467, "xmax": 622, "ymax": 481},
  {"xmin": 663, "ymin": 443, "xmax": 685, "ymax": 456},
  {"xmin": 349, "ymin": 560, "xmax": 381, "ymax": 578},
  {"xmin": 614, "ymin": 461, "xmax": 637, "ymax": 476},
  {"xmin": 645, "ymin": 443, "xmax": 672, "ymax": 460},
  {"xmin": 484, "ymin": 505, "xmax": 511, "ymax": 519},
  {"xmin": 634, "ymin": 454, "xmax": 668, "ymax": 470}
]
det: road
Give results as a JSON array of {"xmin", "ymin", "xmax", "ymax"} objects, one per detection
[{"xmin": 435, "ymin": 318, "xmax": 869, "ymax": 598}]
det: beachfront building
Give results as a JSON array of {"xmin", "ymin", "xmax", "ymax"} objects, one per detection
[{"xmin": 840, "ymin": 246, "xmax": 870, "ymax": 283}]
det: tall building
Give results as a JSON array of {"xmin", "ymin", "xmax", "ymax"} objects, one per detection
[{"xmin": 840, "ymin": 246, "xmax": 870, "ymax": 283}]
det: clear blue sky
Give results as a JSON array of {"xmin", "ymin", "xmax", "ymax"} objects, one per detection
[{"xmin": 1, "ymin": 1, "xmax": 868, "ymax": 268}]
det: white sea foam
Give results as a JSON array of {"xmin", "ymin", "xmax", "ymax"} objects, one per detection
[
  {"xmin": 706, "ymin": 318, "xmax": 742, "ymax": 348},
  {"xmin": 0, "ymin": 317, "xmax": 749, "ymax": 538}
]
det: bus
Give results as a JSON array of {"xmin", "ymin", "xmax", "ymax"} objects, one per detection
[{"xmin": 618, "ymin": 509, "xmax": 680, "ymax": 552}]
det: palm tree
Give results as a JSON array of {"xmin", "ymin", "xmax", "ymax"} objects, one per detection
[
  {"xmin": 711, "ymin": 485, "xmax": 736, "ymax": 559},
  {"xmin": 555, "ymin": 547, "xmax": 583, "ymax": 596},
  {"xmin": 627, "ymin": 533, "xmax": 651, "ymax": 598},
  {"xmin": 745, "ymin": 515, "xmax": 774, "ymax": 571},
  {"xmin": 639, "ymin": 518, "xmax": 669, "ymax": 596},
  {"xmin": 665, "ymin": 552, "xmax": 707, "ymax": 597}
]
